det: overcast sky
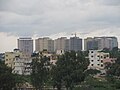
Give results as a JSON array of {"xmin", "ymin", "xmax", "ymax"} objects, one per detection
[{"xmin": 0, "ymin": 0, "xmax": 120, "ymax": 52}]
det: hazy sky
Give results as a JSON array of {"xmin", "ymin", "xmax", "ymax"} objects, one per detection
[{"xmin": 0, "ymin": 0, "xmax": 120, "ymax": 52}]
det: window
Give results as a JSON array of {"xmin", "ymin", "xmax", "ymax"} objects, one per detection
[
  {"xmin": 101, "ymin": 64, "xmax": 103, "ymax": 67},
  {"xmin": 91, "ymin": 51, "xmax": 93, "ymax": 53},
  {"xmin": 6, "ymin": 59, "xmax": 8, "ymax": 61},
  {"xmin": 97, "ymin": 55, "xmax": 100, "ymax": 57},
  {"xmin": 91, "ymin": 64, "xmax": 94, "ymax": 66},
  {"xmin": 91, "ymin": 60, "xmax": 94, "ymax": 62},
  {"xmin": 97, "ymin": 60, "xmax": 100, "ymax": 61},
  {"xmin": 101, "ymin": 60, "xmax": 103, "ymax": 63},
  {"xmin": 101, "ymin": 56, "xmax": 103, "ymax": 58},
  {"xmin": 91, "ymin": 56, "xmax": 93, "ymax": 58},
  {"xmin": 97, "ymin": 64, "xmax": 100, "ymax": 66}
]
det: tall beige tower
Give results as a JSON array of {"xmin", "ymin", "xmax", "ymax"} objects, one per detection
[
  {"xmin": 54, "ymin": 37, "xmax": 67, "ymax": 51},
  {"xmin": 35, "ymin": 37, "xmax": 54, "ymax": 52}
]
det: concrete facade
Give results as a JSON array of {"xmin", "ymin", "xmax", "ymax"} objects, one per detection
[
  {"xmin": 54, "ymin": 37, "xmax": 67, "ymax": 51},
  {"xmin": 18, "ymin": 38, "xmax": 33, "ymax": 55},
  {"xmin": 12, "ymin": 57, "xmax": 32, "ymax": 75},
  {"xmin": 5, "ymin": 49, "xmax": 23, "ymax": 68},
  {"xmin": 35, "ymin": 37, "xmax": 54, "ymax": 52},
  {"xmin": 88, "ymin": 50, "xmax": 116, "ymax": 73},
  {"xmin": 69, "ymin": 37, "xmax": 82, "ymax": 51},
  {"xmin": 84, "ymin": 37, "xmax": 118, "ymax": 51}
]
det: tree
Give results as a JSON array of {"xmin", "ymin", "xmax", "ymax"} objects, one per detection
[
  {"xmin": 105, "ymin": 56, "xmax": 120, "ymax": 77},
  {"xmin": 110, "ymin": 47, "xmax": 120, "ymax": 58},
  {"xmin": 0, "ymin": 60, "xmax": 16, "ymax": 90},
  {"xmin": 31, "ymin": 53, "xmax": 51, "ymax": 90},
  {"xmin": 51, "ymin": 51, "xmax": 89, "ymax": 90},
  {"xmin": 84, "ymin": 69, "xmax": 101, "ymax": 76}
]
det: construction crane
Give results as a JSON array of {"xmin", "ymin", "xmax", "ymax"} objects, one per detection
[
  {"xmin": 71, "ymin": 32, "xmax": 88, "ymax": 37},
  {"xmin": 71, "ymin": 32, "xmax": 80, "ymax": 37}
]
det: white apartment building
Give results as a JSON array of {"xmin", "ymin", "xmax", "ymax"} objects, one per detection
[
  {"xmin": 12, "ymin": 57, "xmax": 32, "ymax": 75},
  {"xmin": 88, "ymin": 50, "xmax": 116, "ymax": 73},
  {"xmin": 12, "ymin": 57, "xmax": 25, "ymax": 75}
]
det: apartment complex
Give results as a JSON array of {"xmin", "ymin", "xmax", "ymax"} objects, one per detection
[
  {"xmin": 54, "ymin": 36, "xmax": 82, "ymax": 51},
  {"xmin": 17, "ymin": 36, "xmax": 118, "ymax": 53},
  {"xmin": 18, "ymin": 38, "xmax": 33, "ymax": 55},
  {"xmin": 35, "ymin": 37, "xmax": 54, "ymax": 52},
  {"xmin": 84, "ymin": 37, "xmax": 118, "ymax": 51},
  {"xmin": 35, "ymin": 36, "xmax": 82, "ymax": 52}
]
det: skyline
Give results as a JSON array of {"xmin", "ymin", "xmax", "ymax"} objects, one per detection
[
  {"xmin": 0, "ymin": 0, "xmax": 120, "ymax": 52},
  {"xmin": 0, "ymin": 35, "xmax": 119, "ymax": 53}
]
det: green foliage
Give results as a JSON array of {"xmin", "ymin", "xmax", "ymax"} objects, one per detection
[
  {"xmin": 51, "ymin": 51, "xmax": 89, "ymax": 90},
  {"xmin": 31, "ymin": 54, "xmax": 51, "ymax": 89},
  {"xmin": 84, "ymin": 69, "xmax": 101, "ymax": 76},
  {"xmin": 13, "ymin": 74, "xmax": 31, "ymax": 88},
  {"xmin": 102, "ymin": 47, "xmax": 120, "ymax": 77},
  {"xmin": 0, "ymin": 61, "xmax": 16, "ymax": 90},
  {"xmin": 81, "ymin": 76, "xmax": 116, "ymax": 90}
]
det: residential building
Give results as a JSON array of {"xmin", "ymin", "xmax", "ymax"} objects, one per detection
[
  {"xmin": 84, "ymin": 37, "xmax": 98, "ymax": 51},
  {"xmin": 65, "ymin": 39, "xmax": 70, "ymax": 51},
  {"xmin": 84, "ymin": 37, "xmax": 118, "ymax": 51},
  {"xmin": 35, "ymin": 37, "xmax": 54, "ymax": 52},
  {"xmin": 12, "ymin": 57, "xmax": 32, "ymax": 75},
  {"xmin": 5, "ymin": 49, "xmax": 30, "ymax": 69},
  {"xmin": 69, "ymin": 36, "xmax": 82, "ymax": 51},
  {"xmin": 94, "ymin": 37, "xmax": 118, "ymax": 50},
  {"xmin": 32, "ymin": 51, "xmax": 57, "ymax": 65},
  {"xmin": 24, "ymin": 59, "xmax": 32, "ymax": 75},
  {"xmin": 88, "ymin": 50, "xmax": 116, "ymax": 73},
  {"xmin": 12, "ymin": 57, "xmax": 25, "ymax": 75},
  {"xmin": 18, "ymin": 38, "xmax": 33, "ymax": 55},
  {"xmin": 54, "ymin": 37, "xmax": 68, "ymax": 51}
]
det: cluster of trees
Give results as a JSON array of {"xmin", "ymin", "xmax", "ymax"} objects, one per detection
[
  {"xmin": 31, "ymin": 51, "xmax": 100, "ymax": 90},
  {"xmin": 103, "ymin": 47, "xmax": 120, "ymax": 77},
  {"xmin": 31, "ymin": 48, "xmax": 120, "ymax": 90},
  {"xmin": 0, "ymin": 60, "xmax": 16, "ymax": 90},
  {"xmin": 0, "ymin": 60, "xmax": 30, "ymax": 90},
  {"xmin": 1, "ymin": 47, "xmax": 120, "ymax": 90}
]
